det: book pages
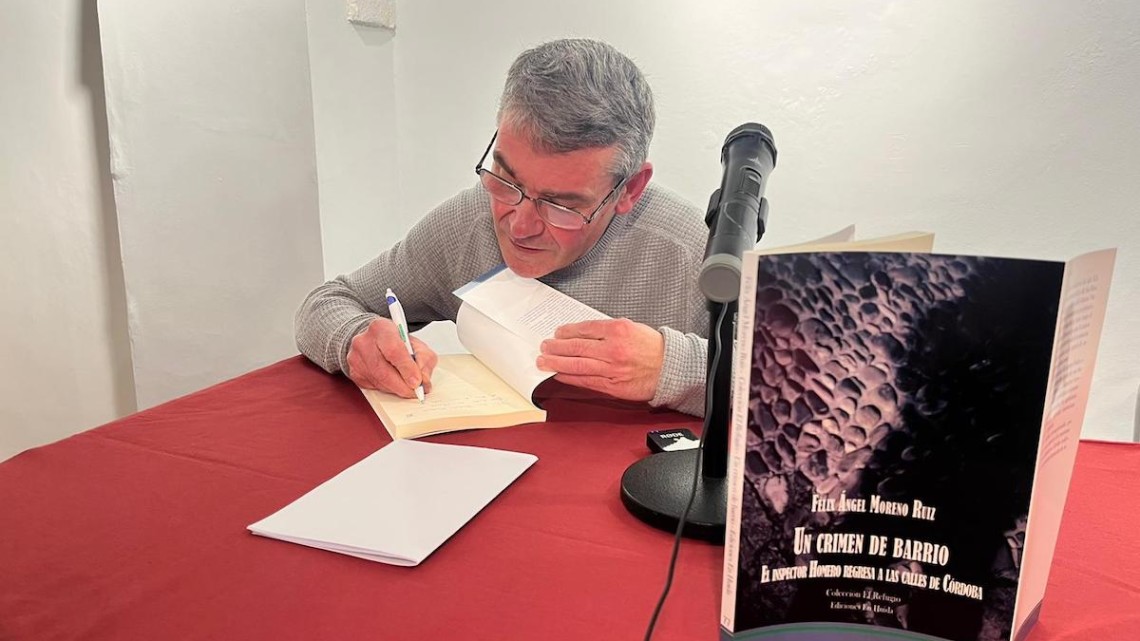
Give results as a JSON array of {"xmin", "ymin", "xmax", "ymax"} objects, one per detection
[
  {"xmin": 1013, "ymin": 248, "xmax": 1116, "ymax": 639},
  {"xmin": 455, "ymin": 303, "xmax": 550, "ymax": 400},
  {"xmin": 361, "ymin": 354, "xmax": 545, "ymax": 439}
]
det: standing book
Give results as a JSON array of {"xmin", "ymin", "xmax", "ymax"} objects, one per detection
[
  {"xmin": 361, "ymin": 265, "xmax": 609, "ymax": 439},
  {"xmin": 720, "ymin": 239, "xmax": 1115, "ymax": 641}
]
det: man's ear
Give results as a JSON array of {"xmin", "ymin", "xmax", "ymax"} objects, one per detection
[{"xmin": 613, "ymin": 162, "xmax": 653, "ymax": 215}]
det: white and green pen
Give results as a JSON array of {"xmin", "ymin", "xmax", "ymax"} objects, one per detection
[{"xmin": 385, "ymin": 288, "xmax": 425, "ymax": 403}]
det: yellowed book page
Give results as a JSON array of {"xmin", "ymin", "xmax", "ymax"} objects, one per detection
[
  {"xmin": 758, "ymin": 231, "xmax": 934, "ymax": 256},
  {"xmin": 761, "ymin": 225, "xmax": 857, "ymax": 250},
  {"xmin": 806, "ymin": 224, "xmax": 856, "ymax": 245},
  {"xmin": 360, "ymin": 354, "xmax": 546, "ymax": 439},
  {"xmin": 1012, "ymin": 248, "xmax": 1116, "ymax": 639}
]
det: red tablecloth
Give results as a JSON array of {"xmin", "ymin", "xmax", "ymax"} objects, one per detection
[{"xmin": 1, "ymin": 356, "xmax": 1137, "ymax": 640}]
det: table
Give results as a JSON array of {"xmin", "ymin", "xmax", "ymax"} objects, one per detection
[{"xmin": 1, "ymin": 357, "xmax": 1138, "ymax": 640}]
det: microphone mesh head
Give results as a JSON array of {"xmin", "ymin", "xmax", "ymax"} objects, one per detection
[{"xmin": 723, "ymin": 123, "xmax": 777, "ymax": 165}]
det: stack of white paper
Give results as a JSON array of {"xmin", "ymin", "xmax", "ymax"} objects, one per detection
[{"xmin": 248, "ymin": 439, "xmax": 537, "ymax": 566}]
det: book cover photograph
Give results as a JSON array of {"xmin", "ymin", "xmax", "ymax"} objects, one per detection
[{"xmin": 721, "ymin": 249, "xmax": 1113, "ymax": 641}]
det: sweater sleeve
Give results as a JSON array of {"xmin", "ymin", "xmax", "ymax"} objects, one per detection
[
  {"xmin": 646, "ymin": 197, "xmax": 711, "ymax": 418},
  {"xmin": 649, "ymin": 327, "xmax": 708, "ymax": 417},
  {"xmin": 294, "ymin": 191, "xmax": 480, "ymax": 375}
]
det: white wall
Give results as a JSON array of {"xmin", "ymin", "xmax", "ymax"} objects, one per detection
[
  {"xmin": 98, "ymin": 0, "xmax": 325, "ymax": 409},
  {"xmin": 4, "ymin": 0, "xmax": 1136, "ymax": 458},
  {"xmin": 0, "ymin": 1, "xmax": 135, "ymax": 461},
  {"xmin": 304, "ymin": 0, "xmax": 466, "ymax": 353},
  {"xmin": 304, "ymin": 0, "xmax": 403, "ymax": 278},
  {"xmin": 338, "ymin": 0, "xmax": 1138, "ymax": 439}
]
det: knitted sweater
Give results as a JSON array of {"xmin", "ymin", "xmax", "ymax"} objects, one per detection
[{"xmin": 295, "ymin": 182, "xmax": 710, "ymax": 416}]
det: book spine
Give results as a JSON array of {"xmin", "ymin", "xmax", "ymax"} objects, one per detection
[{"xmin": 720, "ymin": 250, "xmax": 762, "ymax": 633}]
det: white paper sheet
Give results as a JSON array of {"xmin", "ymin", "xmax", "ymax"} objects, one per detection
[{"xmin": 248, "ymin": 440, "xmax": 537, "ymax": 566}]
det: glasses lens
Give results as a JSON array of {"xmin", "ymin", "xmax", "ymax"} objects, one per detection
[
  {"xmin": 479, "ymin": 171, "xmax": 522, "ymax": 205},
  {"xmin": 538, "ymin": 202, "xmax": 586, "ymax": 230}
]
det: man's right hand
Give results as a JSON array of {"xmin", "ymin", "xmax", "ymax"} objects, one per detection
[{"xmin": 346, "ymin": 317, "xmax": 438, "ymax": 399}]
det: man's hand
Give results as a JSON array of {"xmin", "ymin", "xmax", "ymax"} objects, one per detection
[
  {"xmin": 536, "ymin": 318, "xmax": 664, "ymax": 402},
  {"xmin": 346, "ymin": 317, "xmax": 438, "ymax": 399}
]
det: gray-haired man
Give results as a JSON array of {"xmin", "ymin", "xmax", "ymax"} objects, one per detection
[{"xmin": 296, "ymin": 39, "xmax": 710, "ymax": 416}]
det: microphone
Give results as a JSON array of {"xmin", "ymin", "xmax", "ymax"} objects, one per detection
[
  {"xmin": 620, "ymin": 123, "xmax": 778, "ymax": 542},
  {"xmin": 698, "ymin": 123, "xmax": 777, "ymax": 303}
]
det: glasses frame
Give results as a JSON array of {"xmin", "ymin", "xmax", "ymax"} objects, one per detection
[{"xmin": 474, "ymin": 131, "xmax": 627, "ymax": 231}]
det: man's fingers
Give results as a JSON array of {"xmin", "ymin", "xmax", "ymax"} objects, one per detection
[
  {"xmin": 553, "ymin": 373, "xmax": 610, "ymax": 394},
  {"xmin": 409, "ymin": 337, "xmax": 438, "ymax": 375},
  {"xmin": 408, "ymin": 337, "xmax": 438, "ymax": 393},
  {"xmin": 364, "ymin": 355, "xmax": 417, "ymax": 398},
  {"xmin": 367, "ymin": 373, "xmax": 413, "ymax": 397},
  {"xmin": 536, "ymin": 353, "xmax": 609, "ymax": 377},
  {"xmin": 543, "ymin": 319, "xmax": 661, "ymax": 403},
  {"xmin": 378, "ymin": 339, "xmax": 422, "ymax": 388},
  {"xmin": 347, "ymin": 321, "xmax": 430, "ymax": 398},
  {"xmin": 357, "ymin": 344, "xmax": 417, "ymax": 397},
  {"xmin": 554, "ymin": 319, "xmax": 613, "ymax": 340},
  {"xmin": 540, "ymin": 337, "xmax": 603, "ymax": 359},
  {"xmin": 348, "ymin": 351, "xmax": 415, "ymax": 398}
]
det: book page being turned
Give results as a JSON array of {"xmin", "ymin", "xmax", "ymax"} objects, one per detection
[
  {"xmin": 456, "ymin": 267, "xmax": 610, "ymax": 344},
  {"xmin": 455, "ymin": 303, "xmax": 551, "ymax": 401}
]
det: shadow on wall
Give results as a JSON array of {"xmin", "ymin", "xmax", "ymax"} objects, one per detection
[
  {"xmin": 353, "ymin": 23, "xmax": 395, "ymax": 47},
  {"xmin": 80, "ymin": 0, "xmax": 137, "ymax": 417}
]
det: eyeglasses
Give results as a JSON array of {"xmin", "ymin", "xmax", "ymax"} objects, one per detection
[{"xmin": 474, "ymin": 131, "xmax": 627, "ymax": 231}]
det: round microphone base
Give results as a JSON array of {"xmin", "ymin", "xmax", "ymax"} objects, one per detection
[{"xmin": 620, "ymin": 449, "xmax": 727, "ymax": 544}]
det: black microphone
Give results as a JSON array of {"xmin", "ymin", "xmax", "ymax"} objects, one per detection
[{"xmin": 698, "ymin": 123, "xmax": 777, "ymax": 303}]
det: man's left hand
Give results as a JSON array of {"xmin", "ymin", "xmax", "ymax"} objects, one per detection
[{"xmin": 536, "ymin": 318, "xmax": 664, "ymax": 402}]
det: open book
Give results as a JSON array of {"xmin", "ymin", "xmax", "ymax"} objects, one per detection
[
  {"xmin": 720, "ymin": 233, "xmax": 1115, "ymax": 641},
  {"xmin": 248, "ymin": 439, "xmax": 537, "ymax": 566},
  {"xmin": 361, "ymin": 265, "xmax": 608, "ymax": 439}
]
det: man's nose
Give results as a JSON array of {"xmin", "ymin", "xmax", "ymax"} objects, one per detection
[{"xmin": 509, "ymin": 198, "xmax": 545, "ymax": 238}]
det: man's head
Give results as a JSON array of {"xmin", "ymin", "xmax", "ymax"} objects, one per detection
[{"xmin": 480, "ymin": 39, "xmax": 656, "ymax": 278}]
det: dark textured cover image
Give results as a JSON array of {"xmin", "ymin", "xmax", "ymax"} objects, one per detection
[{"xmin": 724, "ymin": 252, "xmax": 1068, "ymax": 641}]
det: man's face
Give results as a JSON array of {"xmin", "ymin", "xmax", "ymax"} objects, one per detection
[{"xmin": 487, "ymin": 125, "xmax": 625, "ymax": 279}]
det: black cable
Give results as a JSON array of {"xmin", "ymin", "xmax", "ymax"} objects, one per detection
[{"xmin": 643, "ymin": 302, "xmax": 729, "ymax": 641}]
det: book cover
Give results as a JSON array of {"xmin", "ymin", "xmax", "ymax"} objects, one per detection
[{"xmin": 721, "ymin": 249, "xmax": 1113, "ymax": 641}]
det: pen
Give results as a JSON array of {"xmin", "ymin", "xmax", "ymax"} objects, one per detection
[{"xmin": 384, "ymin": 288, "xmax": 426, "ymax": 403}]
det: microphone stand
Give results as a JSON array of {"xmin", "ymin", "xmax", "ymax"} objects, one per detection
[
  {"xmin": 619, "ymin": 200, "xmax": 758, "ymax": 543},
  {"xmin": 620, "ymin": 124, "xmax": 774, "ymax": 542}
]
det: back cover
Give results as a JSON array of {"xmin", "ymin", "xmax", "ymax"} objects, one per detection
[{"xmin": 728, "ymin": 252, "xmax": 1065, "ymax": 641}]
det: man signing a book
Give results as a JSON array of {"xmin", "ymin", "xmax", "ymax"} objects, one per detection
[{"xmin": 295, "ymin": 38, "xmax": 709, "ymax": 417}]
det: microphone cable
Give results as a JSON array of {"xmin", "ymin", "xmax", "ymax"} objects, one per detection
[{"xmin": 643, "ymin": 302, "xmax": 729, "ymax": 641}]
